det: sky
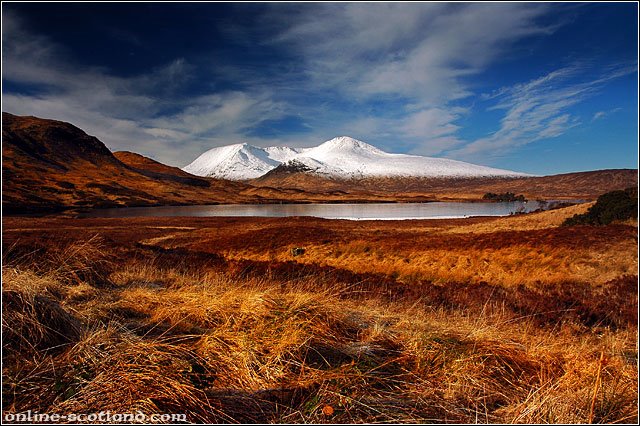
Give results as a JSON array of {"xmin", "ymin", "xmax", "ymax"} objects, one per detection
[{"xmin": 2, "ymin": 2, "xmax": 638, "ymax": 175}]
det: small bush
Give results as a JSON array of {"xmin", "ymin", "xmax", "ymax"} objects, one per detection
[
  {"xmin": 563, "ymin": 188, "xmax": 638, "ymax": 226},
  {"xmin": 483, "ymin": 192, "xmax": 527, "ymax": 202}
]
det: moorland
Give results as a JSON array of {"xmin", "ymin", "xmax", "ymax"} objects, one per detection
[{"xmin": 2, "ymin": 201, "xmax": 637, "ymax": 423}]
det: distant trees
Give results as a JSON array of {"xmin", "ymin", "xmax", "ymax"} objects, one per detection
[
  {"xmin": 482, "ymin": 192, "xmax": 527, "ymax": 202},
  {"xmin": 562, "ymin": 187, "xmax": 638, "ymax": 226}
]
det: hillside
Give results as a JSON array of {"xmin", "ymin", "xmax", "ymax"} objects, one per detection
[
  {"xmin": 0, "ymin": 114, "xmax": 436, "ymax": 213},
  {"xmin": 251, "ymin": 169, "xmax": 638, "ymax": 201},
  {"xmin": 1, "ymin": 113, "xmax": 255, "ymax": 213},
  {"xmin": 113, "ymin": 151, "xmax": 211, "ymax": 186}
]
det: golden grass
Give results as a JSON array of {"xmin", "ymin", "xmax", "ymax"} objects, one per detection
[
  {"xmin": 204, "ymin": 204, "xmax": 636, "ymax": 288},
  {"xmin": 221, "ymin": 237, "xmax": 636, "ymax": 288},
  {"xmin": 2, "ymin": 236, "xmax": 637, "ymax": 423},
  {"xmin": 443, "ymin": 202, "xmax": 594, "ymax": 233}
]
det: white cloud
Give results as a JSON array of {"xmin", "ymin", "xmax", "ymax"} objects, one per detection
[
  {"xmin": 445, "ymin": 65, "xmax": 634, "ymax": 161},
  {"xmin": 593, "ymin": 111, "xmax": 607, "ymax": 120},
  {"xmin": 592, "ymin": 107, "xmax": 622, "ymax": 121},
  {"xmin": 1, "ymin": 10, "xmax": 290, "ymax": 166},
  {"xmin": 267, "ymin": 2, "xmax": 558, "ymax": 157},
  {"xmin": 274, "ymin": 3, "xmax": 552, "ymax": 102},
  {"xmin": 149, "ymin": 92, "xmax": 282, "ymax": 137},
  {"xmin": 399, "ymin": 108, "xmax": 465, "ymax": 155},
  {"xmin": 402, "ymin": 107, "xmax": 461, "ymax": 139}
]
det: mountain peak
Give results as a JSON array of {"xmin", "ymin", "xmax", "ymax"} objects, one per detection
[
  {"xmin": 318, "ymin": 136, "xmax": 377, "ymax": 151},
  {"xmin": 183, "ymin": 142, "xmax": 283, "ymax": 180},
  {"xmin": 228, "ymin": 142, "xmax": 251, "ymax": 151},
  {"xmin": 325, "ymin": 136, "xmax": 363, "ymax": 145}
]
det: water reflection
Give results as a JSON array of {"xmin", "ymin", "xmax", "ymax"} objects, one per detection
[{"xmin": 78, "ymin": 201, "xmax": 549, "ymax": 220}]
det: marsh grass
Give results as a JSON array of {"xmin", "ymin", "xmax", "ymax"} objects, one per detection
[
  {"xmin": 2, "ymin": 234, "xmax": 637, "ymax": 424},
  {"xmin": 209, "ymin": 205, "xmax": 637, "ymax": 289}
]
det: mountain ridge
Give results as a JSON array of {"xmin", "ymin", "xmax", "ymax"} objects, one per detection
[{"xmin": 183, "ymin": 136, "xmax": 530, "ymax": 180}]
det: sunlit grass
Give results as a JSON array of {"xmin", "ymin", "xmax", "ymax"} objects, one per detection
[{"xmin": 2, "ymin": 231, "xmax": 637, "ymax": 423}]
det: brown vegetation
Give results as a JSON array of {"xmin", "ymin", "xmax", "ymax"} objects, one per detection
[
  {"xmin": 2, "ymin": 203, "xmax": 637, "ymax": 423},
  {"xmin": 1, "ymin": 113, "xmax": 251, "ymax": 213},
  {"xmin": 251, "ymin": 169, "xmax": 638, "ymax": 201}
]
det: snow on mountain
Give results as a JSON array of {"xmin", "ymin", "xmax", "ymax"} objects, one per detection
[
  {"xmin": 183, "ymin": 136, "xmax": 529, "ymax": 180},
  {"xmin": 263, "ymin": 146, "xmax": 304, "ymax": 162},
  {"xmin": 183, "ymin": 143, "xmax": 278, "ymax": 180}
]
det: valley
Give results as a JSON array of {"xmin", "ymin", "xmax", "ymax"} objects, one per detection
[
  {"xmin": 2, "ymin": 113, "xmax": 636, "ymax": 214},
  {"xmin": 2, "ymin": 112, "xmax": 637, "ymax": 423}
]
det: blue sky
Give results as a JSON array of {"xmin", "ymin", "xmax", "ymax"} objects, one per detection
[{"xmin": 2, "ymin": 2, "xmax": 638, "ymax": 175}]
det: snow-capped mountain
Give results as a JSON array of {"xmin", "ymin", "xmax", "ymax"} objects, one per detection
[{"xmin": 183, "ymin": 136, "xmax": 529, "ymax": 180}]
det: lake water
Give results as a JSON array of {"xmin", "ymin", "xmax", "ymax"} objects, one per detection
[{"xmin": 77, "ymin": 201, "xmax": 549, "ymax": 220}]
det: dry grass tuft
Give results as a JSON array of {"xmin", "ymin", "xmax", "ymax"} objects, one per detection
[
  {"xmin": 2, "ymin": 288, "xmax": 81, "ymax": 354},
  {"xmin": 3, "ymin": 236, "xmax": 114, "ymax": 287},
  {"xmin": 54, "ymin": 330, "xmax": 219, "ymax": 422}
]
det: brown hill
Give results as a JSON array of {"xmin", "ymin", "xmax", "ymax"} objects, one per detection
[
  {"xmin": 457, "ymin": 169, "xmax": 638, "ymax": 200},
  {"xmin": 113, "ymin": 151, "xmax": 213, "ymax": 187},
  {"xmin": 251, "ymin": 167, "xmax": 638, "ymax": 201},
  {"xmin": 1, "ymin": 113, "xmax": 258, "ymax": 213}
]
